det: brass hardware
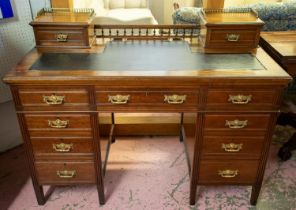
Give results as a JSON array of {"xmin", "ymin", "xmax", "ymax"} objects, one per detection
[
  {"xmin": 228, "ymin": 95, "xmax": 252, "ymax": 104},
  {"xmin": 226, "ymin": 34, "xmax": 240, "ymax": 42},
  {"xmin": 56, "ymin": 33, "xmax": 68, "ymax": 42},
  {"xmin": 43, "ymin": 95, "xmax": 65, "ymax": 105},
  {"xmin": 56, "ymin": 170, "xmax": 76, "ymax": 178},
  {"xmin": 108, "ymin": 95, "xmax": 130, "ymax": 104},
  {"xmin": 164, "ymin": 94, "xmax": 187, "ymax": 104},
  {"xmin": 53, "ymin": 143, "xmax": 73, "ymax": 152},
  {"xmin": 218, "ymin": 169, "xmax": 239, "ymax": 178},
  {"xmin": 225, "ymin": 120, "xmax": 248, "ymax": 129},
  {"xmin": 48, "ymin": 119, "xmax": 69, "ymax": 128},
  {"xmin": 222, "ymin": 143, "xmax": 243, "ymax": 152}
]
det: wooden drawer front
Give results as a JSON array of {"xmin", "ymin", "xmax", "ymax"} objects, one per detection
[
  {"xmin": 207, "ymin": 29, "xmax": 258, "ymax": 47},
  {"xmin": 25, "ymin": 114, "xmax": 92, "ymax": 138},
  {"xmin": 35, "ymin": 27, "xmax": 87, "ymax": 47},
  {"xmin": 198, "ymin": 160, "xmax": 259, "ymax": 184},
  {"xmin": 96, "ymin": 91, "xmax": 198, "ymax": 109},
  {"xmin": 35, "ymin": 161, "xmax": 96, "ymax": 184},
  {"xmin": 207, "ymin": 90, "xmax": 277, "ymax": 107},
  {"xmin": 201, "ymin": 136, "xmax": 264, "ymax": 158},
  {"xmin": 204, "ymin": 114, "xmax": 270, "ymax": 131},
  {"xmin": 18, "ymin": 88, "xmax": 90, "ymax": 108},
  {"xmin": 31, "ymin": 138, "xmax": 94, "ymax": 158}
]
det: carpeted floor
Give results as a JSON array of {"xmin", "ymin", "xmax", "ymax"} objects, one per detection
[{"xmin": 0, "ymin": 126, "xmax": 296, "ymax": 210}]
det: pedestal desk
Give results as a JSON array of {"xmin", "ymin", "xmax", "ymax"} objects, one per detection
[{"xmin": 3, "ymin": 40, "xmax": 291, "ymax": 206}]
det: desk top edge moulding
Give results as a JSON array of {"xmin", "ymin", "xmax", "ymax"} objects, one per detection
[{"xmin": 2, "ymin": 7, "xmax": 292, "ymax": 208}]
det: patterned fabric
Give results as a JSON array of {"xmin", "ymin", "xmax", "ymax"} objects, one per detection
[
  {"xmin": 172, "ymin": 0, "xmax": 296, "ymax": 31},
  {"xmin": 172, "ymin": 7, "xmax": 202, "ymax": 25}
]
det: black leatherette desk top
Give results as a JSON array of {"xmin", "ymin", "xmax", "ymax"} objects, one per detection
[{"xmin": 30, "ymin": 41, "xmax": 265, "ymax": 71}]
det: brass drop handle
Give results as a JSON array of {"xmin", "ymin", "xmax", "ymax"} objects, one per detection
[
  {"xmin": 108, "ymin": 95, "xmax": 130, "ymax": 104},
  {"xmin": 56, "ymin": 33, "xmax": 68, "ymax": 42},
  {"xmin": 43, "ymin": 95, "xmax": 65, "ymax": 105},
  {"xmin": 222, "ymin": 143, "xmax": 243, "ymax": 152},
  {"xmin": 218, "ymin": 169, "xmax": 239, "ymax": 178},
  {"xmin": 226, "ymin": 34, "xmax": 240, "ymax": 42},
  {"xmin": 53, "ymin": 143, "xmax": 73, "ymax": 152},
  {"xmin": 164, "ymin": 94, "xmax": 187, "ymax": 104},
  {"xmin": 228, "ymin": 95, "xmax": 252, "ymax": 104},
  {"xmin": 48, "ymin": 119, "xmax": 69, "ymax": 128},
  {"xmin": 57, "ymin": 170, "xmax": 76, "ymax": 178},
  {"xmin": 225, "ymin": 120, "xmax": 248, "ymax": 129}
]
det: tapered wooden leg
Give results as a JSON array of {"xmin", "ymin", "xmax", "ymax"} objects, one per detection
[
  {"xmin": 33, "ymin": 184, "xmax": 46, "ymax": 205},
  {"xmin": 189, "ymin": 181, "xmax": 197, "ymax": 205},
  {"xmin": 250, "ymin": 184, "xmax": 261, "ymax": 205},
  {"xmin": 97, "ymin": 183, "xmax": 105, "ymax": 205}
]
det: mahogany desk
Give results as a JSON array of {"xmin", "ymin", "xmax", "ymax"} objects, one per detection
[
  {"xmin": 260, "ymin": 31, "xmax": 296, "ymax": 160},
  {"xmin": 3, "ymin": 41, "xmax": 291, "ymax": 206}
]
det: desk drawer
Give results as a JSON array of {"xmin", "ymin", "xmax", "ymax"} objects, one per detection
[
  {"xmin": 24, "ymin": 114, "xmax": 92, "ymax": 138},
  {"xmin": 35, "ymin": 161, "xmax": 96, "ymax": 184},
  {"xmin": 198, "ymin": 160, "xmax": 259, "ymax": 184},
  {"xmin": 96, "ymin": 90, "xmax": 198, "ymax": 110},
  {"xmin": 18, "ymin": 87, "xmax": 90, "ymax": 108},
  {"xmin": 201, "ymin": 136, "xmax": 264, "ymax": 158},
  {"xmin": 206, "ymin": 89, "xmax": 277, "ymax": 107},
  {"xmin": 34, "ymin": 26, "xmax": 88, "ymax": 47},
  {"xmin": 204, "ymin": 114, "xmax": 270, "ymax": 131},
  {"xmin": 205, "ymin": 29, "xmax": 258, "ymax": 48},
  {"xmin": 31, "ymin": 138, "xmax": 94, "ymax": 159}
]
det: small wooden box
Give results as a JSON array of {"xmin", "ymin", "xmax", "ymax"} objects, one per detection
[
  {"xmin": 199, "ymin": 8, "xmax": 264, "ymax": 53},
  {"xmin": 30, "ymin": 8, "xmax": 95, "ymax": 49}
]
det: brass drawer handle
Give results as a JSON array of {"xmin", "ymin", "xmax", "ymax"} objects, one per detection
[
  {"xmin": 108, "ymin": 95, "xmax": 130, "ymax": 104},
  {"xmin": 53, "ymin": 143, "xmax": 73, "ymax": 152},
  {"xmin": 56, "ymin": 33, "xmax": 68, "ymax": 42},
  {"xmin": 43, "ymin": 95, "xmax": 65, "ymax": 105},
  {"xmin": 225, "ymin": 120, "xmax": 248, "ymax": 129},
  {"xmin": 57, "ymin": 170, "xmax": 76, "ymax": 179},
  {"xmin": 228, "ymin": 95, "xmax": 252, "ymax": 104},
  {"xmin": 218, "ymin": 169, "xmax": 239, "ymax": 178},
  {"xmin": 164, "ymin": 94, "xmax": 187, "ymax": 104},
  {"xmin": 48, "ymin": 119, "xmax": 69, "ymax": 128},
  {"xmin": 222, "ymin": 143, "xmax": 243, "ymax": 152},
  {"xmin": 226, "ymin": 34, "xmax": 240, "ymax": 42}
]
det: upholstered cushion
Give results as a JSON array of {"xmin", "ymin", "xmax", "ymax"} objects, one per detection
[
  {"xmin": 109, "ymin": 0, "xmax": 125, "ymax": 9},
  {"xmin": 93, "ymin": 8, "xmax": 158, "ymax": 24},
  {"xmin": 125, "ymin": 0, "xmax": 141, "ymax": 8},
  {"xmin": 103, "ymin": 0, "xmax": 147, "ymax": 9},
  {"xmin": 172, "ymin": 7, "xmax": 202, "ymax": 24}
]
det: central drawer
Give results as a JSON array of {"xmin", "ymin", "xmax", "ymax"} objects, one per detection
[
  {"xmin": 24, "ymin": 114, "xmax": 92, "ymax": 137},
  {"xmin": 96, "ymin": 90, "xmax": 199, "ymax": 111},
  {"xmin": 35, "ymin": 161, "xmax": 96, "ymax": 184}
]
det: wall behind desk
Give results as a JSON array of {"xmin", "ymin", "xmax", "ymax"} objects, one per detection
[{"xmin": 0, "ymin": 0, "xmax": 50, "ymax": 103}]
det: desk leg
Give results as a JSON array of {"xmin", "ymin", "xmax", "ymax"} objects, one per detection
[
  {"xmin": 92, "ymin": 114, "xmax": 106, "ymax": 205},
  {"xmin": 111, "ymin": 112, "xmax": 116, "ymax": 143},
  {"xmin": 189, "ymin": 181, "xmax": 197, "ymax": 205},
  {"xmin": 250, "ymin": 184, "xmax": 261, "ymax": 205},
  {"xmin": 17, "ymin": 114, "xmax": 46, "ymax": 205}
]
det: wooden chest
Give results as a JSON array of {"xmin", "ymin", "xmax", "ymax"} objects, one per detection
[
  {"xmin": 30, "ymin": 8, "xmax": 95, "ymax": 49},
  {"xmin": 199, "ymin": 8, "xmax": 264, "ymax": 53}
]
